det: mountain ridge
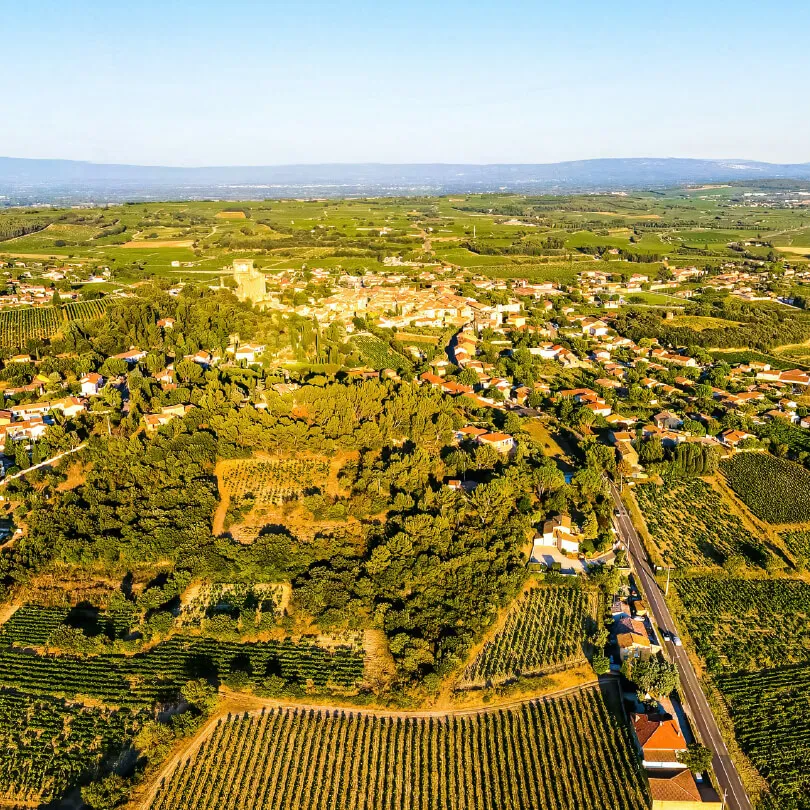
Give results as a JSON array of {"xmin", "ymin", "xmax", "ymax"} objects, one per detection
[{"xmin": 2, "ymin": 156, "xmax": 809, "ymax": 203}]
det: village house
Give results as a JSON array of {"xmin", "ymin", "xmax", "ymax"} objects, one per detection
[
  {"xmin": 478, "ymin": 432, "xmax": 516, "ymax": 454},
  {"xmin": 80, "ymin": 373, "xmax": 104, "ymax": 397},
  {"xmin": 144, "ymin": 404, "xmax": 193, "ymax": 433},
  {"xmin": 227, "ymin": 343, "xmax": 266, "ymax": 364},
  {"xmin": 632, "ymin": 712, "xmax": 688, "ymax": 769},
  {"xmin": 614, "ymin": 615, "xmax": 661, "ymax": 661},
  {"xmin": 113, "ymin": 347, "xmax": 147, "ymax": 364},
  {"xmin": 719, "ymin": 429, "xmax": 753, "ymax": 449},
  {"xmin": 535, "ymin": 514, "xmax": 580, "ymax": 554},
  {"xmin": 648, "ymin": 769, "xmax": 722, "ymax": 810},
  {"xmin": 653, "ymin": 411, "xmax": 683, "ymax": 431}
]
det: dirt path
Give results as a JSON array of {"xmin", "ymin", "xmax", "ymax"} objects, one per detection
[
  {"xmin": 211, "ymin": 459, "xmax": 231, "ymax": 536},
  {"xmin": 0, "ymin": 601, "xmax": 21, "ymax": 627}
]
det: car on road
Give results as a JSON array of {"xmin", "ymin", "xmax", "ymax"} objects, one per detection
[
  {"xmin": 672, "ymin": 635, "xmax": 682, "ymax": 647},
  {"xmin": 661, "ymin": 630, "xmax": 671, "ymax": 642},
  {"xmin": 613, "ymin": 508, "xmax": 621, "ymax": 516}
]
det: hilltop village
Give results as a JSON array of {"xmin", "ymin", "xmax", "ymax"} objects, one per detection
[{"xmin": 1, "ymin": 254, "xmax": 808, "ymax": 487}]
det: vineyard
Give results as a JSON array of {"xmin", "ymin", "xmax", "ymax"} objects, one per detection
[
  {"xmin": 722, "ymin": 453, "xmax": 810, "ymax": 524},
  {"xmin": 672, "ymin": 575, "xmax": 810, "ymax": 673},
  {"xmin": 0, "ymin": 602, "xmax": 137, "ymax": 647},
  {"xmin": 148, "ymin": 685, "xmax": 648, "ymax": 810},
  {"xmin": 783, "ymin": 530, "xmax": 810, "ymax": 567},
  {"xmin": 458, "ymin": 585, "xmax": 598, "ymax": 689},
  {"xmin": 0, "ymin": 298, "xmax": 112, "ymax": 349},
  {"xmin": 350, "ymin": 334, "xmax": 413, "ymax": 371},
  {"xmin": 0, "ymin": 634, "xmax": 365, "ymax": 707},
  {"xmin": 716, "ymin": 663, "xmax": 810, "ymax": 809},
  {"xmin": 221, "ymin": 457, "xmax": 330, "ymax": 508},
  {"xmin": 0, "ymin": 689, "xmax": 140, "ymax": 804},
  {"xmin": 634, "ymin": 479, "xmax": 767, "ymax": 568}
]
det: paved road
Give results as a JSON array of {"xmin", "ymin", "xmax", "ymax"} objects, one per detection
[{"xmin": 608, "ymin": 481, "xmax": 752, "ymax": 810}]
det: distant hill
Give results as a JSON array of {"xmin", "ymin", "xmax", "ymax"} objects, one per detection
[{"xmin": 2, "ymin": 156, "xmax": 809, "ymax": 204}]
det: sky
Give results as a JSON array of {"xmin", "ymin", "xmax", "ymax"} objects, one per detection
[{"xmin": 2, "ymin": 0, "xmax": 809, "ymax": 167}]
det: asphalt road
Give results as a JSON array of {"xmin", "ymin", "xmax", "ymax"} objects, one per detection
[{"xmin": 608, "ymin": 481, "xmax": 752, "ymax": 810}]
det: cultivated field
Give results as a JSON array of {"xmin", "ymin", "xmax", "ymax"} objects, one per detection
[
  {"xmin": 350, "ymin": 334, "xmax": 414, "ymax": 371},
  {"xmin": 0, "ymin": 298, "xmax": 111, "ymax": 347},
  {"xmin": 0, "ymin": 689, "xmax": 136, "ymax": 805},
  {"xmin": 721, "ymin": 453, "xmax": 810, "ymax": 524},
  {"xmin": 673, "ymin": 575, "xmax": 810, "ymax": 672},
  {"xmin": 220, "ymin": 457, "xmax": 330, "ymax": 509},
  {"xmin": 716, "ymin": 664, "xmax": 810, "ymax": 809},
  {"xmin": 634, "ymin": 479, "xmax": 766, "ymax": 568},
  {"xmin": 458, "ymin": 585, "xmax": 598, "ymax": 689},
  {"xmin": 147, "ymin": 685, "xmax": 648, "ymax": 810},
  {"xmin": 0, "ymin": 622, "xmax": 364, "ymax": 707}
]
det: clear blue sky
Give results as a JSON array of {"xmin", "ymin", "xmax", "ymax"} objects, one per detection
[{"xmin": 3, "ymin": 0, "xmax": 808, "ymax": 166}]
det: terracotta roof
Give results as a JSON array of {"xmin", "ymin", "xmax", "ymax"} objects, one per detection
[
  {"xmin": 648, "ymin": 769, "xmax": 701, "ymax": 803},
  {"xmin": 480, "ymin": 432, "xmax": 512, "ymax": 443},
  {"xmin": 632, "ymin": 713, "xmax": 685, "ymax": 753},
  {"xmin": 459, "ymin": 426, "xmax": 488, "ymax": 437}
]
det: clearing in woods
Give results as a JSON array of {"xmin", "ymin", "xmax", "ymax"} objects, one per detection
[{"xmin": 213, "ymin": 453, "xmax": 354, "ymax": 539}]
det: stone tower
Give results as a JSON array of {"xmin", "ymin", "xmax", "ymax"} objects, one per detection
[{"xmin": 232, "ymin": 259, "xmax": 266, "ymax": 303}]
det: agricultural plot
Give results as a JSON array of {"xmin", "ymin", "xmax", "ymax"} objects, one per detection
[
  {"xmin": 634, "ymin": 480, "xmax": 766, "ymax": 568},
  {"xmin": 672, "ymin": 575, "xmax": 810, "ymax": 672},
  {"xmin": 149, "ymin": 686, "xmax": 648, "ymax": 810},
  {"xmin": 0, "ymin": 602, "xmax": 137, "ymax": 647},
  {"xmin": 221, "ymin": 457, "xmax": 329, "ymax": 508},
  {"xmin": 458, "ymin": 585, "xmax": 598, "ymax": 689},
  {"xmin": 716, "ymin": 664, "xmax": 810, "ymax": 809},
  {"xmin": 722, "ymin": 453, "xmax": 810, "ymax": 524},
  {"xmin": 782, "ymin": 530, "xmax": 810, "ymax": 567},
  {"xmin": 178, "ymin": 583, "xmax": 284, "ymax": 629},
  {"xmin": 0, "ymin": 689, "xmax": 139, "ymax": 804},
  {"xmin": 349, "ymin": 334, "xmax": 413, "ymax": 371},
  {"xmin": 708, "ymin": 349, "xmax": 797, "ymax": 370},
  {"xmin": 0, "ymin": 634, "xmax": 364, "ymax": 708},
  {"xmin": 0, "ymin": 298, "xmax": 111, "ymax": 349}
]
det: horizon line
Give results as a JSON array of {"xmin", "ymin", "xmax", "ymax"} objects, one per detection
[{"xmin": 3, "ymin": 155, "xmax": 810, "ymax": 170}]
